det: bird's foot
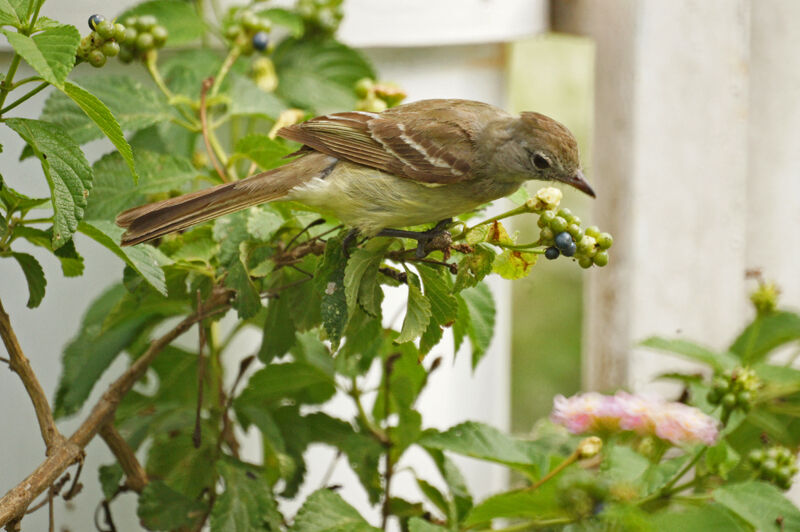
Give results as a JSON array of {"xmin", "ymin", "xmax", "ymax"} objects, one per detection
[{"xmin": 378, "ymin": 218, "xmax": 453, "ymax": 259}]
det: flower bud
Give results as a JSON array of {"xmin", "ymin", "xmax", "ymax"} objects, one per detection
[
  {"xmin": 530, "ymin": 187, "xmax": 563, "ymax": 211},
  {"xmin": 577, "ymin": 436, "xmax": 603, "ymax": 459}
]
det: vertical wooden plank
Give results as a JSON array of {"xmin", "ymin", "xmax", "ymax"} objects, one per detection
[{"xmin": 554, "ymin": 0, "xmax": 752, "ymax": 392}]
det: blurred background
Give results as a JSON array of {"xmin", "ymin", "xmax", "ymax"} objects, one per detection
[{"xmin": 2, "ymin": 0, "xmax": 800, "ymax": 529}]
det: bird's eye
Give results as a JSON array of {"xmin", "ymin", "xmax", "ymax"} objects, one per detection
[{"xmin": 532, "ymin": 153, "xmax": 551, "ymax": 170}]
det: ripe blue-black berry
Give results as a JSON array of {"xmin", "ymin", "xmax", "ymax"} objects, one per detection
[
  {"xmin": 562, "ymin": 241, "xmax": 577, "ymax": 257},
  {"xmin": 554, "ymin": 231, "xmax": 573, "ymax": 252},
  {"xmin": 252, "ymin": 31, "xmax": 269, "ymax": 51},
  {"xmin": 545, "ymin": 246, "xmax": 560, "ymax": 260},
  {"xmin": 88, "ymin": 14, "xmax": 104, "ymax": 31}
]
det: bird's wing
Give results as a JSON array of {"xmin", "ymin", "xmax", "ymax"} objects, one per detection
[{"xmin": 278, "ymin": 100, "xmax": 501, "ymax": 184}]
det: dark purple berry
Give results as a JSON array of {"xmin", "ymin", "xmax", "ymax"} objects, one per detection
[
  {"xmin": 562, "ymin": 241, "xmax": 577, "ymax": 257},
  {"xmin": 88, "ymin": 14, "xmax": 105, "ymax": 31},
  {"xmin": 545, "ymin": 247, "xmax": 560, "ymax": 260},
  {"xmin": 554, "ymin": 231, "xmax": 573, "ymax": 252},
  {"xmin": 252, "ymin": 31, "xmax": 269, "ymax": 51}
]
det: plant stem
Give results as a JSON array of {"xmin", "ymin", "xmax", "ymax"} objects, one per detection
[
  {"xmin": 210, "ymin": 46, "xmax": 240, "ymax": 98},
  {"xmin": 200, "ymin": 77, "xmax": 229, "ymax": 182},
  {"xmin": 0, "ymin": 54, "xmax": 24, "ymax": 112},
  {"xmin": 9, "ymin": 76, "xmax": 43, "ymax": 89},
  {"xmin": 638, "ymin": 447, "xmax": 707, "ymax": 506},
  {"xmin": 524, "ymin": 451, "xmax": 579, "ymax": 492},
  {"xmin": 145, "ymin": 51, "xmax": 199, "ymax": 127},
  {"xmin": 0, "ymin": 81, "xmax": 49, "ymax": 115}
]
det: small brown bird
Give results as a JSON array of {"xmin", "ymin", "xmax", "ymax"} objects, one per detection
[{"xmin": 116, "ymin": 99, "xmax": 593, "ymax": 247}]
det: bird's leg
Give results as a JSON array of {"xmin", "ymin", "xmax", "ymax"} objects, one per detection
[{"xmin": 377, "ymin": 218, "xmax": 453, "ymax": 258}]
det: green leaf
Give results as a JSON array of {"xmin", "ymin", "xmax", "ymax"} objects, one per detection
[
  {"xmin": 453, "ymin": 244, "xmax": 495, "ymax": 292},
  {"xmin": 79, "ymin": 220, "xmax": 171, "ymax": 296},
  {"xmin": 315, "ymin": 235, "xmax": 349, "ymax": 347},
  {"xmin": 705, "ymin": 440, "xmax": 740, "ymax": 479},
  {"xmin": 713, "ymin": 481, "xmax": 800, "ymax": 531},
  {"xmin": 396, "ymin": 281, "xmax": 432, "ymax": 344},
  {"xmin": 117, "ymin": 1, "xmax": 204, "ymax": 45},
  {"xmin": 146, "ymin": 430, "xmax": 217, "ymax": 499},
  {"xmin": 237, "ymin": 363, "xmax": 336, "ymax": 407},
  {"xmin": 425, "ymin": 448, "xmax": 473, "ymax": 524},
  {"xmin": 456, "ymin": 284, "xmax": 495, "ymax": 368},
  {"xmin": 14, "ymin": 226, "xmax": 86, "ymax": 277},
  {"xmin": 273, "ymin": 37, "xmax": 375, "ymax": 113},
  {"xmin": 258, "ymin": 8, "xmax": 304, "ymax": 38},
  {"xmin": 226, "ymin": 255, "xmax": 262, "ymax": 319},
  {"xmin": 247, "ymin": 205, "xmax": 283, "ymax": 241},
  {"xmin": 0, "ymin": 0, "xmax": 22, "ymax": 28},
  {"xmin": 61, "ymin": 82, "xmax": 137, "ymax": 182},
  {"xmin": 289, "ymin": 489, "xmax": 380, "ymax": 532},
  {"xmin": 86, "ymin": 150, "xmax": 195, "ymax": 220},
  {"xmin": 228, "ymin": 74, "xmax": 286, "ymax": 118},
  {"xmin": 6, "ymin": 118, "xmax": 92, "ymax": 248},
  {"xmin": 408, "ymin": 517, "xmax": 449, "ymax": 532},
  {"xmin": 1, "ymin": 25, "xmax": 79, "ymax": 87},
  {"xmin": 43, "ymin": 75, "xmax": 171, "ymax": 144},
  {"xmin": 492, "ymin": 248, "xmax": 537, "ymax": 279},
  {"xmin": 210, "ymin": 460, "xmax": 283, "ymax": 532},
  {"xmin": 416, "ymin": 478, "xmax": 449, "ymax": 518},
  {"xmin": 463, "ymin": 484, "xmax": 566, "ymax": 527},
  {"xmin": 233, "ymin": 134, "xmax": 294, "ymax": 171},
  {"xmin": 417, "ymin": 265, "xmax": 457, "ymax": 325},
  {"xmin": 0, "ymin": 174, "xmax": 49, "ymax": 214},
  {"xmin": 11, "ymin": 251, "xmax": 45, "ymax": 308},
  {"xmin": 652, "ymin": 503, "xmax": 750, "ymax": 532},
  {"xmin": 98, "ymin": 464, "xmax": 123, "ymax": 501},
  {"xmin": 730, "ymin": 311, "xmax": 800, "ymax": 363},
  {"xmin": 344, "ymin": 240, "xmax": 387, "ymax": 317},
  {"xmin": 419, "ymin": 421, "xmax": 545, "ymax": 476},
  {"xmin": 641, "ymin": 337, "xmax": 739, "ymax": 371},
  {"xmin": 137, "ymin": 480, "xmax": 205, "ymax": 531},
  {"xmin": 258, "ymin": 293, "xmax": 296, "ymax": 362}
]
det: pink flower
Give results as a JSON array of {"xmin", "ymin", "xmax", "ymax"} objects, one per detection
[{"xmin": 551, "ymin": 392, "xmax": 719, "ymax": 446}]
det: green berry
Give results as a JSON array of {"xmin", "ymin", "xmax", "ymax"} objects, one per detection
[
  {"xmin": 597, "ymin": 232, "xmax": 614, "ymax": 249},
  {"xmin": 567, "ymin": 223, "xmax": 583, "ymax": 240},
  {"xmin": 706, "ymin": 388, "xmax": 722, "ymax": 405},
  {"xmin": 151, "ymin": 25, "xmax": 168, "ymax": 47},
  {"xmin": 123, "ymin": 16, "xmax": 137, "ymax": 27},
  {"xmin": 578, "ymin": 256, "xmax": 593, "ymax": 269},
  {"xmin": 570, "ymin": 215, "xmax": 582, "ymax": 227},
  {"xmin": 112, "ymin": 23, "xmax": 126, "ymax": 41},
  {"xmin": 118, "ymin": 45, "xmax": 134, "ymax": 63},
  {"xmin": 225, "ymin": 24, "xmax": 242, "ymax": 40},
  {"xmin": 240, "ymin": 10, "xmax": 260, "ymax": 30},
  {"xmin": 712, "ymin": 376, "xmax": 730, "ymax": 393},
  {"xmin": 538, "ymin": 210, "xmax": 556, "ymax": 227},
  {"xmin": 88, "ymin": 14, "xmax": 105, "ymax": 31},
  {"xmin": 550, "ymin": 216, "xmax": 568, "ymax": 233},
  {"xmin": 578, "ymin": 235, "xmax": 597, "ymax": 256},
  {"xmin": 749, "ymin": 449, "xmax": 766, "ymax": 466},
  {"xmin": 123, "ymin": 27, "xmax": 138, "ymax": 44},
  {"xmin": 737, "ymin": 390, "xmax": 753, "ymax": 408},
  {"xmin": 721, "ymin": 393, "xmax": 737, "ymax": 410},
  {"xmin": 88, "ymin": 49, "xmax": 106, "ymax": 67},
  {"xmin": 354, "ymin": 78, "xmax": 373, "ymax": 98},
  {"xmin": 138, "ymin": 15, "xmax": 157, "ymax": 31},
  {"xmin": 540, "ymin": 227, "xmax": 554, "ymax": 242},
  {"xmin": 96, "ymin": 19, "xmax": 114, "ymax": 40},
  {"xmin": 557, "ymin": 207, "xmax": 572, "ymax": 220},
  {"xmin": 762, "ymin": 459, "xmax": 778, "ymax": 479},
  {"xmin": 135, "ymin": 32, "xmax": 154, "ymax": 51},
  {"xmin": 585, "ymin": 225, "xmax": 600, "ymax": 238},
  {"xmin": 593, "ymin": 251, "xmax": 609, "ymax": 267},
  {"xmin": 101, "ymin": 41, "xmax": 120, "ymax": 57}
]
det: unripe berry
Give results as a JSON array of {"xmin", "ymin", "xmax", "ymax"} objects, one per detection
[
  {"xmin": 123, "ymin": 16, "xmax": 137, "ymax": 27},
  {"xmin": 557, "ymin": 207, "xmax": 572, "ymax": 220},
  {"xmin": 88, "ymin": 14, "xmax": 105, "ymax": 31},
  {"xmin": 96, "ymin": 19, "xmax": 114, "ymax": 40},
  {"xmin": 118, "ymin": 45, "xmax": 134, "ymax": 63},
  {"xmin": 151, "ymin": 25, "xmax": 168, "ymax": 47},
  {"xmin": 570, "ymin": 215, "xmax": 582, "ymax": 227},
  {"xmin": 597, "ymin": 232, "xmax": 614, "ymax": 249},
  {"xmin": 123, "ymin": 27, "xmax": 138, "ymax": 44},
  {"xmin": 763, "ymin": 459, "xmax": 778, "ymax": 478},
  {"xmin": 748, "ymin": 449, "xmax": 766, "ymax": 466},
  {"xmin": 578, "ymin": 256, "xmax": 593, "ymax": 269},
  {"xmin": 101, "ymin": 41, "xmax": 120, "ymax": 57},
  {"xmin": 136, "ymin": 32, "xmax": 154, "ymax": 51},
  {"xmin": 138, "ymin": 15, "xmax": 157, "ymax": 31},
  {"xmin": 88, "ymin": 49, "xmax": 106, "ymax": 67},
  {"xmin": 354, "ymin": 78, "xmax": 373, "ymax": 98},
  {"xmin": 593, "ymin": 251, "xmax": 609, "ymax": 267},
  {"xmin": 578, "ymin": 235, "xmax": 597, "ymax": 256},
  {"xmin": 538, "ymin": 210, "xmax": 556, "ymax": 228},
  {"xmin": 721, "ymin": 393, "xmax": 737, "ymax": 410},
  {"xmin": 225, "ymin": 24, "xmax": 242, "ymax": 40},
  {"xmin": 539, "ymin": 227, "xmax": 554, "ymax": 242},
  {"xmin": 550, "ymin": 216, "xmax": 568, "ymax": 233},
  {"xmin": 554, "ymin": 231, "xmax": 573, "ymax": 251},
  {"xmin": 585, "ymin": 225, "xmax": 600, "ymax": 238},
  {"xmin": 737, "ymin": 391, "xmax": 753, "ymax": 410},
  {"xmin": 776, "ymin": 466, "xmax": 794, "ymax": 484},
  {"xmin": 545, "ymin": 247, "xmax": 559, "ymax": 260},
  {"xmin": 567, "ymin": 223, "xmax": 583, "ymax": 240},
  {"xmin": 240, "ymin": 10, "xmax": 260, "ymax": 30},
  {"xmin": 112, "ymin": 23, "xmax": 126, "ymax": 41},
  {"xmin": 252, "ymin": 31, "xmax": 269, "ymax": 51},
  {"xmin": 706, "ymin": 388, "xmax": 722, "ymax": 404}
]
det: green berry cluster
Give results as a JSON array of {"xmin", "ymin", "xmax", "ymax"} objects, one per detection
[
  {"xmin": 116, "ymin": 15, "xmax": 168, "ymax": 63},
  {"xmin": 706, "ymin": 367, "xmax": 760, "ymax": 414},
  {"xmin": 354, "ymin": 78, "xmax": 407, "ymax": 112},
  {"xmin": 297, "ymin": 0, "xmax": 343, "ymax": 34},
  {"xmin": 77, "ymin": 15, "xmax": 125, "ymax": 68},
  {"xmin": 224, "ymin": 10, "xmax": 272, "ymax": 55},
  {"xmin": 750, "ymin": 279, "xmax": 780, "ymax": 316},
  {"xmin": 537, "ymin": 208, "xmax": 612, "ymax": 268},
  {"xmin": 748, "ymin": 446, "xmax": 798, "ymax": 490}
]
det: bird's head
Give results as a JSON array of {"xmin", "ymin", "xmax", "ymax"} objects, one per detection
[{"xmin": 480, "ymin": 111, "xmax": 595, "ymax": 197}]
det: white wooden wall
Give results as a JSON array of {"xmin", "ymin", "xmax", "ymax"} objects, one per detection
[{"xmin": 553, "ymin": 0, "xmax": 800, "ymax": 392}]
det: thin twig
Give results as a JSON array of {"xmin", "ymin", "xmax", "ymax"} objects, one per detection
[
  {"xmin": 194, "ymin": 291, "xmax": 208, "ymax": 449},
  {"xmin": 0, "ymin": 296, "xmax": 64, "ymax": 453},
  {"xmin": 0, "ymin": 287, "xmax": 232, "ymax": 527},
  {"xmin": 200, "ymin": 77, "xmax": 228, "ymax": 183},
  {"xmin": 99, "ymin": 424, "xmax": 148, "ymax": 493}
]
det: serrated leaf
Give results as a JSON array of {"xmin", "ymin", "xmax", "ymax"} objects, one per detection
[
  {"xmin": 0, "ymin": 173, "xmax": 49, "ymax": 214},
  {"xmin": 210, "ymin": 460, "xmax": 283, "ymax": 532},
  {"xmin": 453, "ymin": 244, "xmax": 494, "ymax": 292},
  {"xmin": 233, "ymin": 134, "xmax": 294, "ymax": 171},
  {"xmin": 137, "ymin": 480, "xmax": 205, "ymax": 531},
  {"xmin": 408, "ymin": 518, "xmax": 449, "ymax": 532},
  {"xmin": 730, "ymin": 311, "xmax": 800, "ymax": 364},
  {"xmin": 146, "ymin": 430, "xmax": 217, "ymax": 499},
  {"xmin": 642, "ymin": 337, "xmax": 739, "ymax": 371},
  {"xmin": 43, "ymin": 75, "xmax": 171, "ymax": 145},
  {"xmin": 417, "ymin": 265, "xmax": 457, "ymax": 325},
  {"xmin": 492, "ymin": 248, "xmax": 536, "ymax": 279},
  {"xmin": 237, "ymin": 363, "xmax": 336, "ymax": 407},
  {"xmin": 86, "ymin": 150, "xmax": 195, "ymax": 220},
  {"xmin": 714, "ymin": 481, "xmax": 800, "ymax": 531},
  {"xmin": 289, "ymin": 489, "xmax": 379, "ymax": 532},
  {"xmin": 11, "ymin": 251, "xmax": 45, "ymax": 308},
  {"xmin": 79, "ymin": 220, "xmax": 171, "ymax": 296},
  {"xmin": 258, "ymin": 291, "xmax": 295, "ymax": 361},
  {"xmin": 652, "ymin": 504, "xmax": 749, "ymax": 532},
  {"xmin": 117, "ymin": 1, "xmax": 204, "ymax": 45},
  {"xmin": 246, "ymin": 205, "xmax": 283, "ymax": 241},
  {"xmin": 1, "ymin": 25, "xmax": 79, "ymax": 87},
  {"xmin": 705, "ymin": 440, "xmax": 740, "ymax": 479},
  {"xmin": 344, "ymin": 240, "xmax": 387, "ymax": 317},
  {"xmin": 61, "ymin": 82, "xmax": 137, "ymax": 181},
  {"xmin": 12, "ymin": 226, "xmax": 84, "ymax": 277},
  {"xmin": 228, "ymin": 74, "xmax": 286, "ymax": 118},
  {"xmin": 0, "ymin": 0, "xmax": 22, "ymax": 27},
  {"xmin": 455, "ymin": 284, "xmax": 495, "ymax": 368},
  {"xmin": 258, "ymin": 8, "xmax": 304, "ymax": 38},
  {"xmin": 315, "ymin": 235, "xmax": 349, "ymax": 347},
  {"xmin": 463, "ymin": 485, "xmax": 566, "ymax": 527},
  {"xmin": 98, "ymin": 463, "xmax": 123, "ymax": 501},
  {"xmin": 396, "ymin": 282, "xmax": 431, "ymax": 344},
  {"xmin": 6, "ymin": 118, "xmax": 91, "ymax": 248},
  {"xmin": 273, "ymin": 37, "xmax": 375, "ymax": 113}
]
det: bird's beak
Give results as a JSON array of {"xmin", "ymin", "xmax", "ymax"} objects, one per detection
[{"xmin": 562, "ymin": 169, "xmax": 596, "ymax": 198}]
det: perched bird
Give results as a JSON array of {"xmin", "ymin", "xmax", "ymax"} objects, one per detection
[{"xmin": 117, "ymin": 99, "xmax": 594, "ymax": 248}]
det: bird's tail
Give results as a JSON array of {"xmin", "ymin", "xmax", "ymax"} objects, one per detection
[{"xmin": 116, "ymin": 153, "xmax": 334, "ymax": 246}]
